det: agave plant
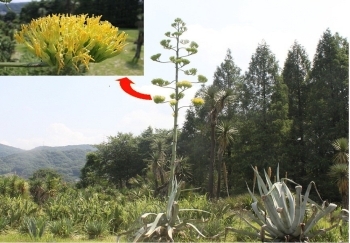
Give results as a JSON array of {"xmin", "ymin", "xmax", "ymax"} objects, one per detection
[
  {"xmin": 225, "ymin": 165, "xmax": 340, "ymax": 242},
  {"xmin": 49, "ymin": 218, "xmax": 74, "ymax": 237},
  {"xmin": 24, "ymin": 217, "xmax": 47, "ymax": 240},
  {"xmin": 118, "ymin": 177, "xmax": 209, "ymax": 242},
  {"xmin": 0, "ymin": 216, "xmax": 9, "ymax": 232},
  {"xmin": 84, "ymin": 219, "xmax": 109, "ymax": 239}
]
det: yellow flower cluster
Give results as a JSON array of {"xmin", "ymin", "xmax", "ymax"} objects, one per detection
[
  {"xmin": 176, "ymin": 80, "xmax": 192, "ymax": 89},
  {"xmin": 191, "ymin": 97, "xmax": 205, "ymax": 106},
  {"xmin": 14, "ymin": 14, "xmax": 127, "ymax": 73},
  {"xmin": 153, "ymin": 95, "xmax": 166, "ymax": 104}
]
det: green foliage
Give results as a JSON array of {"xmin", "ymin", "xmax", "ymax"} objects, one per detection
[
  {"xmin": 0, "ymin": 35, "xmax": 14, "ymax": 62},
  {"xmin": 0, "ymin": 183, "xmax": 346, "ymax": 242},
  {"xmin": 0, "ymin": 175, "xmax": 29, "ymax": 198},
  {"xmin": 76, "ymin": 0, "xmax": 143, "ymax": 28},
  {"xmin": 84, "ymin": 220, "xmax": 109, "ymax": 239},
  {"xmin": 304, "ymin": 29, "xmax": 349, "ymax": 201},
  {"xmin": 18, "ymin": 0, "xmax": 143, "ymax": 28},
  {"xmin": 332, "ymin": 137, "xmax": 349, "ymax": 164},
  {"xmin": 79, "ymin": 133, "xmax": 145, "ymax": 189},
  {"xmin": 49, "ymin": 218, "xmax": 74, "ymax": 237},
  {"xmin": 0, "ymin": 20, "xmax": 16, "ymax": 62},
  {"xmin": 0, "ymin": 216, "xmax": 9, "ymax": 232},
  {"xmin": 24, "ymin": 217, "xmax": 47, "ymax": 240}
]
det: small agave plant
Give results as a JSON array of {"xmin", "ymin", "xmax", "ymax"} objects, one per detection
[
  {"xmin": 118, "ymin": 176, "xmax": 209, "ymax": 242},
  {"xmin": 225, "ymin": 165, "xmax": 340, "ymax": 242}
]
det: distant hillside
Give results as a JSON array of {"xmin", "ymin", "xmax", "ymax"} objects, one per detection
[
  {"xmin": 0, "ymin": 144, "xmax": 97, "ymax": 181},
  {"xmin": 0, "ymin": 2, "xmax": 29, "ymax": 15},
  {"xmin": 0, "ymin": 143, "xmax": 25, "ymax": 157}
]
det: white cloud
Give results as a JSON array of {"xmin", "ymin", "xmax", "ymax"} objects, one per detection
[
  {"xmin": 117, "ymin": 108, "xmax": 172, "ymax": 134},
  {"xmin": 0, "ymin": 140, "xmax": 11, "ymax": 146},
  {"xmin": 15, "ymin": 123, "xmax": 108, "ymax": 150}
]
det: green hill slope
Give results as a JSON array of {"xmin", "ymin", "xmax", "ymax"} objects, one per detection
[
  {"xmin": 0, "ymin": 143, "xmax": 25, "ymax": 157},
  {"xmin": 0, "ymin": 144, "xmax": 97, "ymax": 181},
  {"xmin": 0, "ymin": 2, "xmax": 29, "ymax": 14}
]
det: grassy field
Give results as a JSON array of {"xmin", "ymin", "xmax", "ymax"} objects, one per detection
[
  {"xmin": 0, "ymin": 191, "xmax": 347, "ymax": 242},
  {"xmin": 9, "ymin": 29, "xmax": 143, "ymax": 76},
  {"xmin": 87, "ymin": 29, "xmax": 144, "ymax": 76}
]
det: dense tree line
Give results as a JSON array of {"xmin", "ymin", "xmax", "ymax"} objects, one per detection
[
  {"xmin": 19, "ymin": 0, "xmax": 143, "ymax": 28},
  {"xmin": 80, "ymin": 29, "xmax": 348, "ymax": 205},
  {"xmin": 0, "ymin": 12, "xmax": 18, "ymax": 62}
]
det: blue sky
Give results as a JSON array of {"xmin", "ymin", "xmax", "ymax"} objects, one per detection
[{"xmin": 0, "ymin": 0, "xmax": 349, "ymax": 150}]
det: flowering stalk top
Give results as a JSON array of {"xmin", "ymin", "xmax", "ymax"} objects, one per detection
[{"xmin": 14, "ymin": 14, "xmax": 127, "ymax": 74}]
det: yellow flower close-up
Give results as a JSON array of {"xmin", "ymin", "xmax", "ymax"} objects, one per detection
[{"xmin": 14, "ymin": 14, "xmax": 127, "ymax": 74}]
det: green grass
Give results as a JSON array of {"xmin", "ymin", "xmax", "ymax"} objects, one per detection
[
  {"xmin": 0, "ymin": 191, "xmax": 347, "ymax": 242},
  {"xmin": 86, "ymin": 28, "xmax": 144, "ymax": 76},
  {"xmin": 0, "ymin": 230, "xmax": 117, "ymax": 242}
]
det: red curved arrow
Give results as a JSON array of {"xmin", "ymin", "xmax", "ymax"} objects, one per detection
[{"xmin": 116, "ymin": 77, "xmax": 152, "ymax": 100}]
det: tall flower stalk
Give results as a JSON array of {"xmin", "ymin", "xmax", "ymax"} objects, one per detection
[{"xmin": 151, "ymin": 18, "xmax": 207, "ymax": 196}]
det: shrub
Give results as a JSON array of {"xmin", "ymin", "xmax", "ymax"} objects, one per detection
[
  {"xmin": 49, "ymin": 218, "xmax": 74, "ymax": 237},
  {"xmin": 84, "ymin": 220, "xmax": 108, "ymax": 239}
]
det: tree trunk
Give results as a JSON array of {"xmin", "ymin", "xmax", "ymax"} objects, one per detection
[
  {"xmin": 208, "ymin": 117, "xmax": 216, "ymax": 199},
  {"xmin": 342, "ymin": 192, "xmax": 349, "ymax": 210},
  {"xmin": 224, "ymin": 162, "xmax": 230, "ymax": 197},
  {"xmin": 152, "ymin": 162, "xmax": 158, "ymax": 190},
  {"xmin": 159, "ymin": 167, "xmax": 165, "ymax": 185},
  {"xmin": 216, "ymin": 150, "xmax": 223, "ymax": 199},
  {"xmin": 133, "ymin": 31, "xmax": 143, "ymax": 62}
]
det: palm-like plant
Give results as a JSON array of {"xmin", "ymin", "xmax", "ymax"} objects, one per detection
[
  {"xmin": 329, "ymin": 163, "xmax": 349, "ymax": 209},
  {"xmin": 329, "ymin": 138, "xmax": 349, "ymax": 209},
  {"xmin": 216, "ymin": 120, "xmax": 237, "ymax": 198},
  {"xmin": 151, "ymin": 137, "xmax": 168, "ymax": 186},
  {"xmin": 332, "ymin": 138, "xmax": 349, "ymax": 164},
  {"xmin": 202, "ymin": 85, "xmax": 234, "ymax": 198}
]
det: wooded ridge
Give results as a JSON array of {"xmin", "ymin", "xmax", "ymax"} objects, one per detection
[{"xmin": 0, "ymin": 144, "xmax": 96, "ymax": 181}]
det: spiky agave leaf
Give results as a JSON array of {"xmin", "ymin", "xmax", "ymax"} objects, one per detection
[{"xmin": 227, "ymin": 165, "xmax": 338, "ymax": 242}]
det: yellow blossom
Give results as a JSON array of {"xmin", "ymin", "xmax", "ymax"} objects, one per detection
[
  {"xmin": 169, "ymin": 99, "xmax": 177, "ymax": 106},
  {"xmin": 153, "ymin": 95, "xmax": 166, "ymax": 104},
  {"xmin": 176, "ymin": 80, "xmax": 192, "ymax": 89},
  {"xmin": 191, "ymin": 97, "xmax": 205, "ymax": 106},
  {"xmin": 14, "ymin": 14, "xmax": 127, "ymax": 74}
]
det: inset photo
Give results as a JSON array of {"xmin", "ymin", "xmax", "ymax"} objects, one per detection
[{"xmin": 0, "ymin": 0, "xmax": 144, "ymax": 76}]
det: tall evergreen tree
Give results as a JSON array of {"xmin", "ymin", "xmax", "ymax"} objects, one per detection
[
  {"xmin": 213, "ymin": 49, "xmax": 243, "ymax": 120},
  {"xmin": 239, "ymin": 40, "xmax": 290, "ymax": 171},
  {"xmin": 305, "ymin": 29, "xmax": 348, "ymax": 199},
  {"xmin": 282, "ymin": 41, "xmax": 311, "ymax": 182},
  {"xmin": 179, "ymin": 107, "xmax": 210, "ymax": 189},
  {"xmin": 213, "ymin": 49, "xmax": 242, "ymax": 90}
]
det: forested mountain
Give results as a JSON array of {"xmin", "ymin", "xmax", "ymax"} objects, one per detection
[
  {"xmin": 0, "ymin": 143, "xmax": 25, "ymax": 157},
  {"xmin": 0, "ymin": 2, "xmax": 28, "ymax": 14},
  {"xmin": 0, "ymin": 144, "xmax": 97, "ymax": 181}
]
